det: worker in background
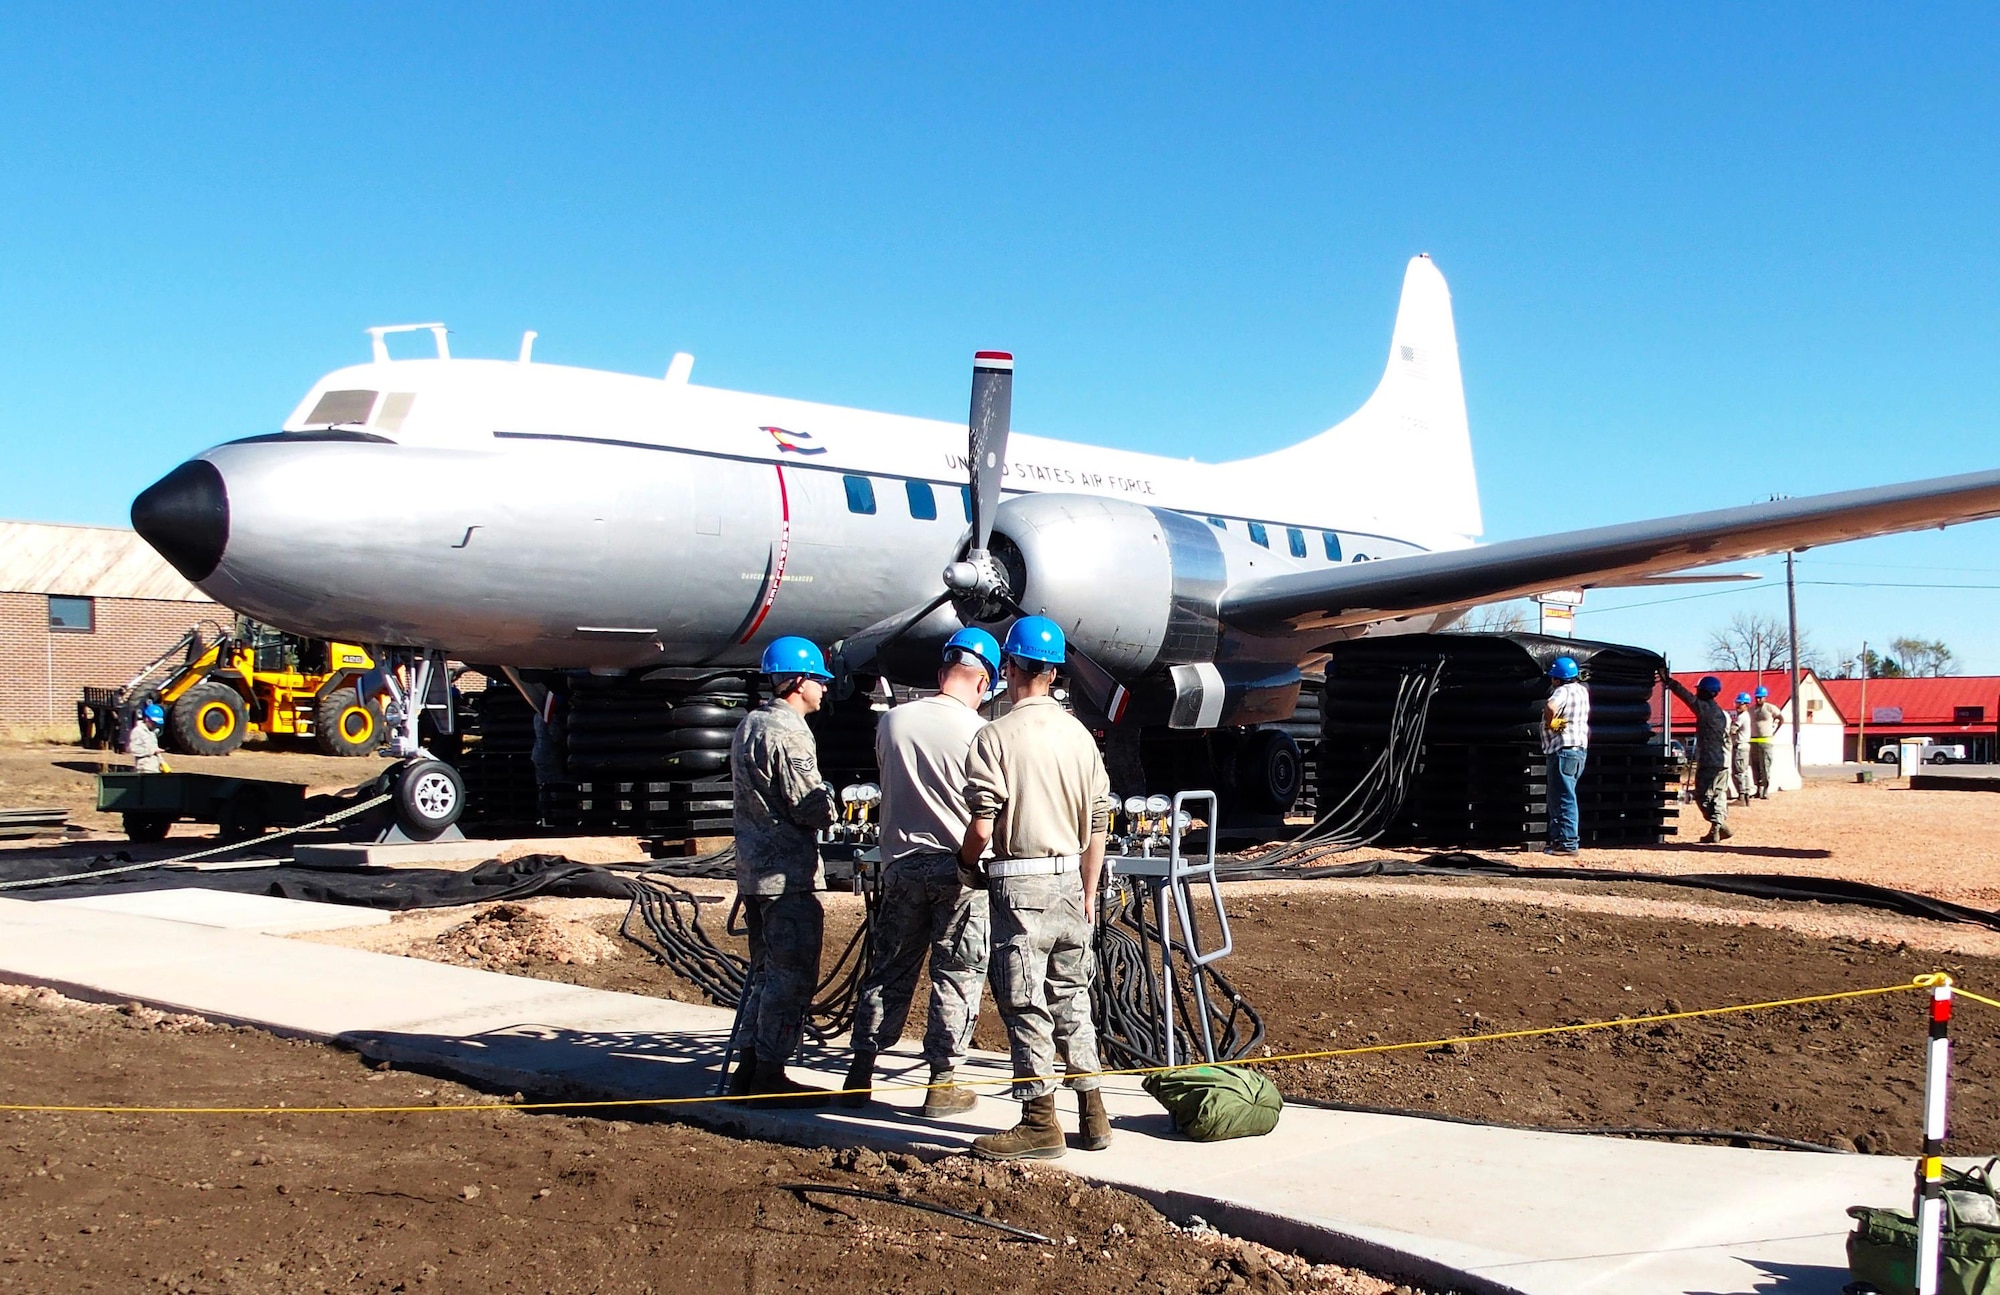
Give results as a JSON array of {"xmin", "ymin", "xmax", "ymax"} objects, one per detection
[
  {"xmin": 960, "ymin": 616, "xmax": 1115, "ymax": 1161},
  {"xmin": 841, "ymin": 628, "xmax": 1002, "ymax": 1116},
  {"xmin": 1540, "ymin": 656, "xmax": 1590, "ymax": 856},
  {"xmin": 1663, "ymin": 671, "xmax": 1733, "ymax": 842},
  {"xmin": 728, "ymin": 636, "xmax": 840, "ymax": 1107},
  {"xmin": 127, "ymin": 702, "xmax": 167, "ymax": 774},
  {"xmin": 1729, "ymin": 693, "xmax": 1756, "ymax": 805},
  {"xmin": 1750, "ymin": 685, "xmax": 1785, "ymax": 798}
]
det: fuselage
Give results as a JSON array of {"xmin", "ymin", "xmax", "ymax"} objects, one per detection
[{"xmin": 138, "ymin": 352, "xmax": 1463, "ymax": 672}]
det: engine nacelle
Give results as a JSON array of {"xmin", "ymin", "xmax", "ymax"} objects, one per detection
[
  {"xmin": 990, "ymin": 493, "xmax": 1223, "ymax": 676},
  {"xmin": 989, "ymin": 493, "xmax": 1301, "ymax": 728}
]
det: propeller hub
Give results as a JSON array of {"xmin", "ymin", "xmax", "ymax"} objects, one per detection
[{"xmin": 944, "ymin": 550, "xmax": 1012, "ymax": 623}]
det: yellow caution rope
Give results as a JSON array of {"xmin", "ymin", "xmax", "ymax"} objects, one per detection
[{"xmin": 0, "ymin": 974, "xmax": 1954, "ymax": 1116}]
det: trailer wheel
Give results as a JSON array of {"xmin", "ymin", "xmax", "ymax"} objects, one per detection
[
  {"xmin": 170, "ymin": 683, "xmax": 247, "ymax": 756},
  {"xmin": 316, "ymin": 688, "xmax": 384, "ymax": 757},
  {"xmin": 393, "ymin": 759, "xmax": 464, "ymax": 840},
  {"xmin": 122, "ymin": 812, "xmax": 173, "ymax": 843}
]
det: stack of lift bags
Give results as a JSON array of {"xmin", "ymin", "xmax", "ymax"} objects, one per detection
[{"xmin": 1318, "ymin": 633, "xmax": 1675, "ymax": 849}]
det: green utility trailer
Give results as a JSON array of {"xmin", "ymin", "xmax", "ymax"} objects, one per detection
[{"xmin": 96, "ymin": 771, "xmax": 310, "ymax": 844}]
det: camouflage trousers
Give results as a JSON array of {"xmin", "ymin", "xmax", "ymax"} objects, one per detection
[
  {"xmin": 1731, "ymin": 745, "xmax": 1755, "ymax": 800},
  {"xmin": 850, "ymin": 852, "xmax": 990, "ymax": 1070},
  {"xmin": 740, "ymin": 891, "xmax": 823, "ymax": 1066},
  {"xmin": 988, "ymin": 870, "xmax": 1103, "ymax": 1100},
  {"xmin": 1694, "ymin": 763, "xmax": 1729, "ymax": 829}
]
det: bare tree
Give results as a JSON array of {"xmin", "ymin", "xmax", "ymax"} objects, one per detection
[
  {"xmin": 1890, "ymin": 636, "xmax": 1955, "ymax": 677},
  {"xmin": 1450, "ymin": 601, "xmax": 1532, "ymax": 634},
  {"xmin": 1706, "ymin": 611, "xmax": 1827, "ymax": 675}
]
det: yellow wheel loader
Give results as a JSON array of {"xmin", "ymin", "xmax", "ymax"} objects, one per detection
[{"xmin": 147, "ymin": 622, "xmax": 388, "ymax": 757}]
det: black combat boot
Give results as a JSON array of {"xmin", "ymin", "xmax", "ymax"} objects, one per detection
[
  {"xmin": 835, "ymin": 1051, "xmax": 875, "ymax": 1109},
  {"xmin": 746, "ymin": 1061, "xmax": 831, "ymax": 1110}
]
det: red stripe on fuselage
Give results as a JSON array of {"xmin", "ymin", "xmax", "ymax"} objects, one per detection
[{"xmin": 739, "ymin": 463, "xmax": 792, "ymax": 643}]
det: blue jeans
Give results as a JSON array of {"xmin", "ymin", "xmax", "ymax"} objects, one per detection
[{"xmin": 1546, "ymin": 747, "xmax": 1587, "ymax": 850}]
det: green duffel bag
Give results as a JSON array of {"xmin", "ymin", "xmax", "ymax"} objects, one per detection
[
  {"xmin": 1141, "ymin": 1065, "xmax": 1282, "ymax": 1142},
  {"xmin": 1848, "ymin": 1163, "xmax": 2000, "ymax": 1295}
]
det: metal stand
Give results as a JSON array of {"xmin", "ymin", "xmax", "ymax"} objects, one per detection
[{"xmin": 1108, "ymin": 790, "xmax": 1233, "ymax": 1066}]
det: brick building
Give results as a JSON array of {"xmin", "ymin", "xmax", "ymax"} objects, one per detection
[{"xmin": 0, "ymin": 521, "xmax": 216, "ymax": 734}]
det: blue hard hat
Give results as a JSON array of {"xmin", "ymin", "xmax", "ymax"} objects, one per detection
[
  {"xmin": 1002, "ymin": 615, "xmax": 1066, "ymax": 665},
  {"xmin": 1698, "ymin": 675, "xmax": 1723, "ymax": 695},
  {"xmin": 760, "ymin": 636, "xmax": 832, "ymax": 680},
  {"xmin": 142, "ymin": 702, "xmax": 166, "ymax": 725},
  {"xmin": 943, "ymin": 627, "xmax": 1002, "ymax": 682},
  {"xmin": 1736, "ymin": 692, "xmax": 1753, "ymax": 705},
  {"xmin": 1548, "ymin": 656, "xmax": 1579, "ymax": 682},
  {"xmin": 1754, "ymin": 685, "xmax": 1769, "ymax": 699}
]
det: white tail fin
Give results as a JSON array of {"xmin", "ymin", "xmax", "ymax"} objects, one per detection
[{"xmin": 1234, "ymin": 255, "xmax": 1481, "ymax": 543}]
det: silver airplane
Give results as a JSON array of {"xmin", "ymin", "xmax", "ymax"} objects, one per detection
[{"xmin": 131, "ymin": 256, "xmax": 2000, "ymax": 738}]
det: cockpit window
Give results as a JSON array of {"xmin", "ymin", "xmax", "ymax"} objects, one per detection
[
  {"xmin": 375, "ymin": 392, "xmax": 417, "ymax": 433},
  {"xmin": 303, "ymin": 389, "xmax": 379, "ymax": 426}
]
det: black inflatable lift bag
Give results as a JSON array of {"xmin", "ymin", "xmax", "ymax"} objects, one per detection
[
  {"xmin": 1848, "ymin": 1163, "xmax": 2000, "ymax": 1295},
  {"xmin": 1142, "ymin": 1065, "xmax": 1282, "ymax": 1141}
]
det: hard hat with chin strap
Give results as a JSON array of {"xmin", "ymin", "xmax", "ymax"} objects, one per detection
[
  {"xmin": 760, "ymin": 636, "xmax": 833, "ymax": 681},
  {"xmin": 1002, "ymin": 615, "xmax": 1066, "ymax": 666},
  {"xmin": 1548, "ymin": 656, "xmax": 1579, "ymax": 682},
  {"xmin": 141, "ymin": 702, "xmax": 166, "ymax": 725}
]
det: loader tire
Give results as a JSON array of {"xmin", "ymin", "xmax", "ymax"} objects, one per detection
[
  {"xmin": 170, "ymin": 682, "xmax": 247, "ymax": 756},
  {"xmin": 317, "ymin": 688, "xmax": 384, "ymax": 757}
]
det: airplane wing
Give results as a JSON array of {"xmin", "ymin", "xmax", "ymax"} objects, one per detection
[{"xmin": 1218, "ymin": 468, "xmax": 2000, "ymax": 635}]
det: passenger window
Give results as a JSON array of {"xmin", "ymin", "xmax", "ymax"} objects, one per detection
[
  {"xmin": 1322, "ymin": 531, "xmax": 1342, "ymax": 561},
  {"xmin": 1286, "ymin": 527, "xmax": 1307, "ymax": 558},
  {"xmin": 905, "ymin": 480, "xmax": 937, "ymax": 520},
  {"xmin": 844, "ymin": 476, "xmax": 877, "ymax": 515},
  {"xmin": 1247, "ymin": 522, "xmax": 1269, "ymax": 548},
  {"xmin": 1207, "ymin": 517, "xmax": 1228, "ymax": 530}
]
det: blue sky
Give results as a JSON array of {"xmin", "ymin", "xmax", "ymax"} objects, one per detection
[{"xmin": 2, "ymin": 5, "xmax": 1996, "ymax": 669}]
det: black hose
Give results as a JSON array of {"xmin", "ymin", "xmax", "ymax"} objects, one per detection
[{"xmin": 776, "ymin": 1183, "xmax": 1054, "ymax": 1244}]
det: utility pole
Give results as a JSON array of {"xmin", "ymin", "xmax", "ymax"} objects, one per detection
[
  {"xmin": 1858, "ymin": 639, "xmax": 1869, "ymax": 765},
  {"xmin": 1787, "ymin": 551, "xmax": 1803, "ymax": 776}
]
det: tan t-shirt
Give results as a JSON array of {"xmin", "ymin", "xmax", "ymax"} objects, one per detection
[
  {"xmin": 962, "ymin": 696, "xmax": 1112, "ymax": 859},
  {"xmin": 876, "ymin": 694, "xmax": 986, "ymax": 861}
]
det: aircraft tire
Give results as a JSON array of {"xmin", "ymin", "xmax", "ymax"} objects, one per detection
[
  {"xmin": 663, "ymin": 703, "xmax": 748, "ymax": 728},
  {"xmin": 392, "ymin": 759, "xmax": 464, "ymax": 841},
  {"xmin": 1232, "ymin": 728, "xmax": 1303, "ymax": 817},
  {"xmin": 170, "ymin": 682, "xmax": 248, "ymax": 756}
]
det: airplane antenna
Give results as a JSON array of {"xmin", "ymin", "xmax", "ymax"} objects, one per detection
[{"xmin": 518, "ymin": 331, "xmax": 537, "ymax": 364}]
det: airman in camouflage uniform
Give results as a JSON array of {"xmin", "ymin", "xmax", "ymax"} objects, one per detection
[
  {"xmin": 730, "ymin": 638, "xmax": 838, "ymax": 1106},
  {"xmin": 841, "ymin": 629, "xmax": 1000, "ymax": 1116},
  {"xmin": 959, "ymin": 617, "xmax": 1116, "ymax": 1161}
]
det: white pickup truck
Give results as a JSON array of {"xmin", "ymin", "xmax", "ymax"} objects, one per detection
[{"xmin": 1875, "ymin": 741, "xmax": 1968, "ymax": 765}]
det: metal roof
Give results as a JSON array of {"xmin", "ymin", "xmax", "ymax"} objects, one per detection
[
  {"xmin": 1819, "ymin": 676, "xmax": 2000, "ymax": 732},
  {"xmin": 0, "ymin": 521, "xmax": 213, "ymax": 603}
]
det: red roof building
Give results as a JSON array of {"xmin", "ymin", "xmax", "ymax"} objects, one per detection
[
  {"xmin": 1653, "ymin": 670, "xmax": 1849, "ymax": 768},
  {"xmin": 1818, "ymin": 676, "xmax": 2000, "ymax": 763}
]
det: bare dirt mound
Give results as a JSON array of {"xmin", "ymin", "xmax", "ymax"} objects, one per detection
[{"xmin": 0, "ymin": 986, "xmax": 1433, "ymax": 1295}]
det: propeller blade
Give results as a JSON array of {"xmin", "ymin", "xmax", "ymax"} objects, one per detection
[
  {"xmin": 1061, "ymin": 645, "xmax": 1132, "ymax": 726},
  {"xmin": 832, "ymin": 589, "xmax": 955, "ymax": 679},
  {"xmin": 967, "ymin": 351, "xmax": 1012, "ymax": 555}
]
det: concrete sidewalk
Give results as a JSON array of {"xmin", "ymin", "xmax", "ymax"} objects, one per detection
[{"xmin": 0, "ymin": 894, "xmax": 1912, "ymax": 1294}]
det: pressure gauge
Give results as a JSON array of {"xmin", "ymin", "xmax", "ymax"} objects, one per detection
[
  {"xmin": 1123, "ymin": 796, "xmax": 1147, "ymax": 817},
  {"xmin": 1145, "ymin": 794, "xmax": 1172, "ymax": 815}
]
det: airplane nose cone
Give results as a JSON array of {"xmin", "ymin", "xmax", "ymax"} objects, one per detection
[{"xmin": 131, "ymin": 459, "xmax": 229, "ymax": 582}]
